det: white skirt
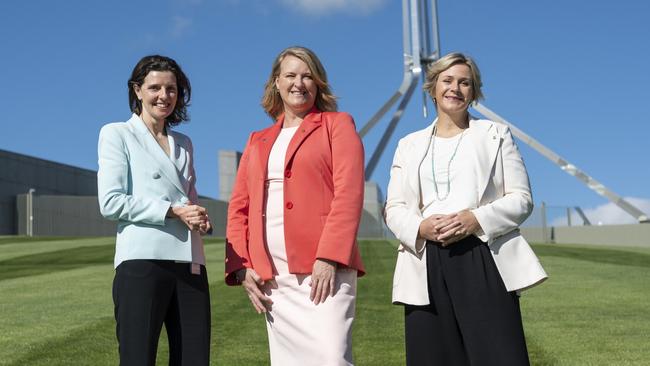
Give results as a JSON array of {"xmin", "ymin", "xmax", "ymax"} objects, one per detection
[{"xmin": 262, "ymin": 269, "xmax": 357, "ymax": 366}]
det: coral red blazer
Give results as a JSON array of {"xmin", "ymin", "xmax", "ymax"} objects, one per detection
[{"xmin": 225, "ymin": 108, "xmax": 366, "ymax": 285}]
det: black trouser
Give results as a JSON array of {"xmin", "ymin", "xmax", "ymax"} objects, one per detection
[
  {"xmin": 113, "ymin": 260, "xmax": 211, "ymax": 366},
  {"xmin": 404, "ymin": 237, "xmax": 529, "ymax": 366}
]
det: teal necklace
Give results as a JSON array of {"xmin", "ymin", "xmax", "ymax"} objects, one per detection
[{"xmin": 431, "ymin": 125, "xmax": 467, "ymax": 201}]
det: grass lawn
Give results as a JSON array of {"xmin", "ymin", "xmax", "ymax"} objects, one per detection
[{"xmin": 0, "ymin": 238, "xmax": 649, "ymax": 365}]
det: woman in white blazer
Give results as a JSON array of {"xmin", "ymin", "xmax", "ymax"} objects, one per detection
[
  {"xmin": 385, "ymin": 53, "xmax": 547, "ymax": 366},
  {"xmin": 97, "ymin": 55, "xmax": 212, "ymax": 365}
]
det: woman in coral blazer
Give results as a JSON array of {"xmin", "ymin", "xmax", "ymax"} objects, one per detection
[
  {"xmin": 385, "ymin": 53, "xmax": 547, "ymax": 366},
  {"xmin": 226, "ymin": 46, "xmax": 365, "ymax": 365}
]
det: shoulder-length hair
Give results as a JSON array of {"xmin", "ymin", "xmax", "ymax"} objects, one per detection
[
  {"xmin": 128, "ymin": 55, "xmax": 191, "ymax": 127},
  {"xmin": 423, "ymin": 52, "xmax": 484, "ymax": 105},
  {"xmin": 261, "ymin": 46, "xmax": 337, "ymax": 120}
]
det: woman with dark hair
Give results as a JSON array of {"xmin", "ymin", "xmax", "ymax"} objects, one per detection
[
  {"xmin": 226, "ymin": 46, "xmax": 365, "ymax": 365},
  {"xmin": 98, "ymin": 55, "xmax": 212, "ymax": 365},
  {"xmin": 385, "ymin": 52, "xmax": 547, "ymax": 365}
]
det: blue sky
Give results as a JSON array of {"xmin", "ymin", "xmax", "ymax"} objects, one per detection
[{"xmin": 1, "ymin": 0, "xmax": 649, "ymax": 224}]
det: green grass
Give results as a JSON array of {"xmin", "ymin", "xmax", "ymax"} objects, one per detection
[
  {"xmin": 521, "ymin": 244, "xmax": 650, "ymax": 366},
  {"xmin": 0, "ymin": 238, "xmax": 649, "ymax": 365}
]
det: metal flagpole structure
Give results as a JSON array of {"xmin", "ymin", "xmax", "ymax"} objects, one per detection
[
  {"xmin": 471, "ymin": 103, "xmax": 649, "ymax": 222},
  {"xmin": 359, "ymin": 0, "xmax": 439, "ymax": 180},
  {"xmin": 360, "ymin": 0, "xmax": 649, "ymax": 223}
]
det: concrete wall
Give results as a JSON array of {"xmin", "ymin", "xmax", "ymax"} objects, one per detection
[
  {"xmin": 521, "ymin": 224, "xmax": 650, "ymax": 248},
  {"xmin": 358, "ymin": 209, "xmax": 384, "ymax": 238},
  {"xmin": 16, "ymin": 194, "xmax": 227, "ymax": 237},
  {"xmin": 520, "ymin": 227, "xmax": 545, "ymax": 244},
  {"xmin": 2, "ymin": 148, "xmax": 229, "ymax": 237},
  {"xmin": 1, "ymin": 149, "xmax": 97, "ymax": 234},
  {"xmin": 218, "ymin": 150, "xmax": 241, "ymax": 201},
  {"xmin": 358, "ymin": 181, "xmax": 386, "ymax": 238},
  {"xmin": 3, "ymin": 147, "xmax": 389, "ymax": 238},
  {"xmin": 16, "ymin": 194, "xmax": 115, "ymax": 236},
  {"xmin": 197, "ymin": 198, "xmax": 227, "ymax": 237}
]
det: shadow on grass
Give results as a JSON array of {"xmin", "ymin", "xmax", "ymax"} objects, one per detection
[
  {"xmin": 526, "ymin": 334, "xmax": 560, "ymax": 366},
  {"xmin": 0, "ymin": 238, "xmax": 224, "ymax": 282},
  {"xmin": 532, "ymin": 244, "xmax": 650, "ymax": 268},
  {"xmin": 7, "ymin": 317, "xmax": 118, "ymax": 366},
  {"xmin": 0, "ymin": 244, "xmax": 115, "ymax": 281},
  {"xmin": 210, "ymin": 280, "xmax": 270, "ymax": 365},
  {"xmin": 204, "ymin": 237, "xmax": 225, "ymax": 245},
  {"xmin": 2, "ymin": 239, "xmax": 587, "ymax": 365},
  {"xmin": 0, "ymin": 236, "xmax": 105, "ymax": 245}
]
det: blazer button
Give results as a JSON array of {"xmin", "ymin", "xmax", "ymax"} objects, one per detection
[
  {"xmin": 286, "ymin": 202, "xmax": 293, "ymax": 209},
  {"xmin": 285, "ymin": 170, "xmax": 292, "ymax": 178},
  {"xmin": 152, "ymin": 172, "xmax": 161, "ymax": 179}
]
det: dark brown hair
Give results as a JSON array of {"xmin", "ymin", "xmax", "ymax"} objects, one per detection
[{"xmin": 128, "ymin": 55, "xmax": 191, "ymax": 127}]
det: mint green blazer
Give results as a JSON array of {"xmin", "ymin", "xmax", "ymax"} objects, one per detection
[{"xmin": 97, "ymin": 114, "xmax": 205, "ymax": 268}]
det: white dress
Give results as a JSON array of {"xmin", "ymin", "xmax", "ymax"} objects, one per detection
[{"xmin": 263, "ymin": 126, "xmax": 357, "ymax": 366}]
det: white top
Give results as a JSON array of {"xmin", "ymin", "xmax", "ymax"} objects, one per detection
[
  {"xmin": 264, "ymin": 126, "xmax": 299, "ymax": 274},
  {"xmin": 418, "ymin": 127, "xmax": 479, "ymax": 218}
]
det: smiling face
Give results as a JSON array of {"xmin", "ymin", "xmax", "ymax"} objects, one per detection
[
  {"xmin": 133, "ymin": 70, "xmax": 178, "ymax": 125},
  {"xmin": 275, "ymin": 55, "xmax": 318, "ymax": 117},
  {"xmin": 434, "ymin": 63, "xmax": 474, "ymax": 116}
]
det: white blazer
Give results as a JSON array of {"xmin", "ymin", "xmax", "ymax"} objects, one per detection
[
  {"xmin": 385, "ymin": 117, "xmax": 547, "ymax": 305},
  {"xmin": 97, "ymin": 114, "xmax": 205, "ymax": 268}
]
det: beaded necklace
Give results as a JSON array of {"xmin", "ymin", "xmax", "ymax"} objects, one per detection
[{"xmin": 430, "ymin": 125, "xmax": 467, "ymax": 201}]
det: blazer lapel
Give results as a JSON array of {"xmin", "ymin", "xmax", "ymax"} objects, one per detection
[
  {"xmin": 255, "ymin": 120, "xmax": 282, "ymax": 177},
  {"xmin": 284, "ymin": 109, "xmax": 322, "ymax": 167},
  {"xmin": 469, "ymin": 118, "xmax": 501, "ymax": 199},
  {"xmin": 167, "ymin": 131, "xmax": 191, "ymax": 193},
  {"xmin": 127, "ymin": 114, "xmax": 187, "ymax": 195},
  {"xmin": 408, "ymin": 120, "xmax": 436, "ymax": 200}
]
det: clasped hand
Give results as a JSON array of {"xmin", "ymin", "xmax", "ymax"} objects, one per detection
[
  {"xmin": 418, "ymin": 209, "xmax": 481, "ymax": 247},
  {"xmin": 170, "ymin": 202, "xmax": 212, "ymax": 234}
]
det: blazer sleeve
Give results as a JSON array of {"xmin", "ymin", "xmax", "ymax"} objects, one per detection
[
  {"xmin": 97, "ymin": 124, "xmax": 170, "ymax": 225},
  {"xmin": 315, "ymin": 113, "xmax": 365, "ymax": 265},
  {"xmin": 384, "ymin": 139, "xmax": 426, "ymax": 254},
  {"xmin": 471, "ymin": 126, "xmax": 534, "ymax": 241},
  {"xmin": 225, "ymin": 132, "xmax": 255, "ymax": 285}
]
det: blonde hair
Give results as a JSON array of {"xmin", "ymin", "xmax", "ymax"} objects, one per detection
[
  {"xmin": 423, "ymin": 52, "xmax": 484, "ymax": 105},
  {"xmin": 261, "ymin": 46, "xmax": 338, "ymax": 119}
]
